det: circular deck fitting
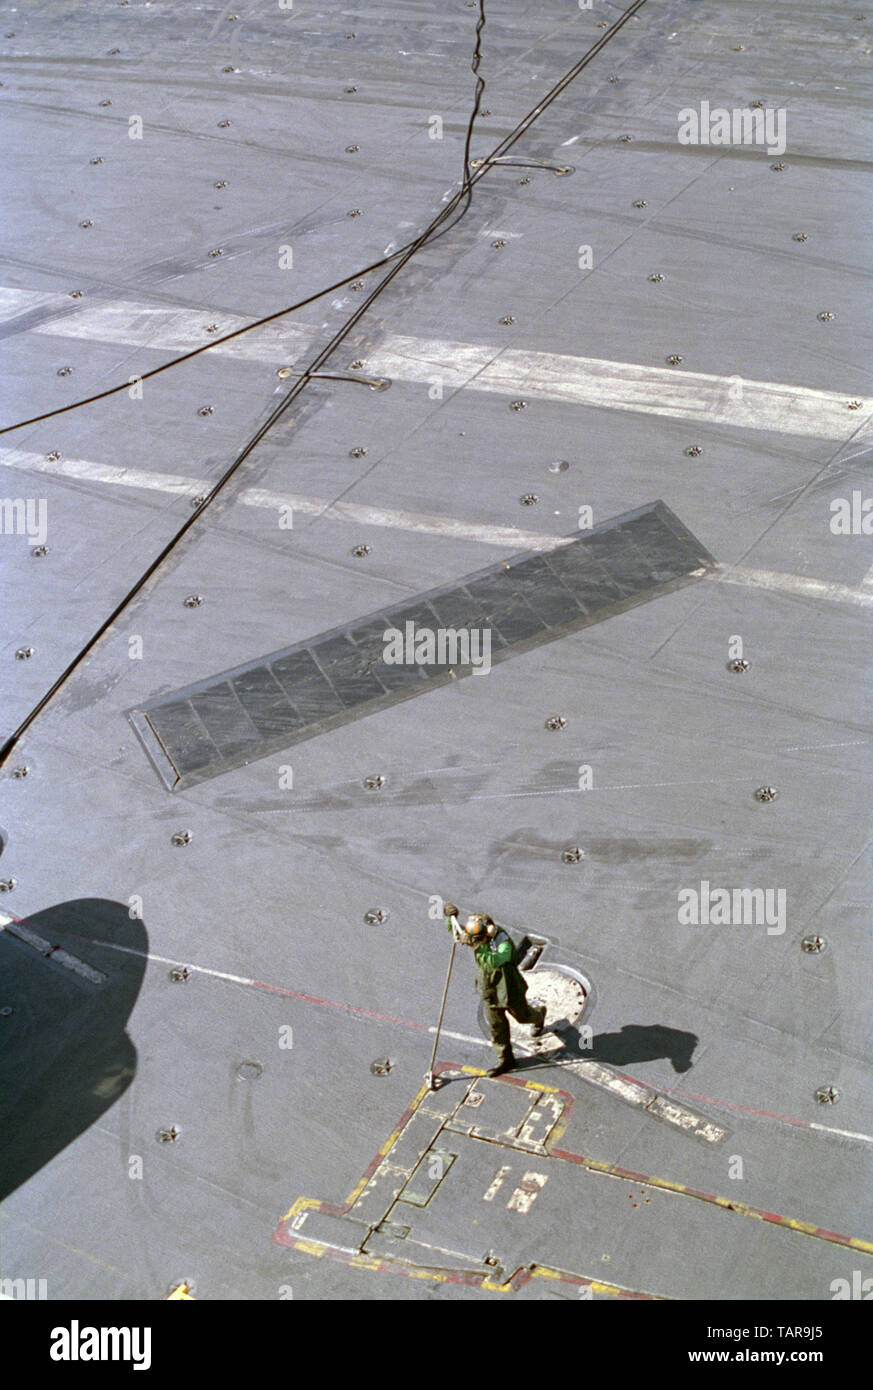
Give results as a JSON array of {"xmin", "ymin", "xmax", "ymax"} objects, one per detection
[
  {"xmin": 183, "ymin": 594, "xmax": 203, "ymax": 608},
  {"xmin": 510, "ymin": 399, "xmax": 527, "ymax": 411},
  {"xmin": 363, "ymin": 775, "xmax": 385, "ymax": 790},
  {"xmin": 0, "ymin": 879, "xmax": 16, "ymax": 892},
  {"xmin": 727, "ymin": 658, "xmax": 750, "ymax": 673},
  {"xmin": 237, "ymin": 1061, "xmax": 263, "ymax": 1082},
  {"xmin": 364, "ymin": 909, "xmax": 388, "ymax": 925},
  {"xmin": 30, "ymin": 546, "xmax": 48, "ymax": 557},
  {"xmin": 632, "ymin": 199, "xmax": 647, "ymax": 208},
  {"xmin": 520, "ymin": 493, "xmax": 538, "ymax": 506},
  {"xmin": 11, "ymin": 766, "xmax": 29, "ymax": 779},
  {"xmin": 561, "ymin": 847, "xmax": 584, "ymax": 863},
  {"xmin": 801, "ymin": 934, "xmax": 827, "ymax": 954},
  {"xmin": 171, "ymin": 830, "xmax": 192, "ymax": 846},
  {"xmin": 15, "ymin": 648, "xmax": 34, "ymax": 660},
  {"xmin": 684, "ymin": 445, "xmax": 703, "ymax": 457},
  {"xmin": 168, "ymin": 967, "xmax": 190, "ymax": 982},
  {"xmin": 548, "ymin": 459, "xmax": 570, "ymax": 473},
  {"xmin": 351, "ymin": 544, "xmax": 371, "ymax": 558},
  {"xmin": 754, "ymin": 786, "xmax": 778, "ymax": 803},
  {"xmin": 814, "ymin": 1085, "xmax": 840, "ymax": 1105},
  {"xmin": 545, "ymin": 715, "xmax": 567, "ymax": 731},
  {"xmin": 156, "ymin": 1126, "xmax": 181, "ymax": 1143},
  {"xmin": 666, "ymin": 354, "xmax": 683, "ymax": 366},
  {"xmin": 370, "ymin": 1058, "xmax": 393, "ymax": 1075}
]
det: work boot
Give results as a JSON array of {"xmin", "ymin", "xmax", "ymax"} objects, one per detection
[
  {"xmin": 529, "ymin": 1006, "xmax": 547, "ymax": 1038},
  {"xmin": 487, "ymin": 1053, "xmax": 515, "ymax": 1077}
]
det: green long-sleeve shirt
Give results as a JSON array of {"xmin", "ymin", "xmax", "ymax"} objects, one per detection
[{"xmin": 447, "ymin": 919, "xmax": 528, "ymax": 1008}]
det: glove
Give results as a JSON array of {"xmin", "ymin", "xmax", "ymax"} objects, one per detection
[{"xmin": 442, "ymin": 902, "xmax": 459, "ymax": 918}]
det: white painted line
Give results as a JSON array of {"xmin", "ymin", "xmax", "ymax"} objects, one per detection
[
  {"xmin": 709, "ymin": 563, "xmax": 873, "ymax": 609},
  {"xmin": 0, "ymin": 446, "xmax": 567, "ymax": 549},
  {"xmin": 506, "ymin": 1171, "xmax": 548, "ymax": 1213},
  {"xmin": 31, "ymin": 298, "xmax": 316, "ymax": 362},
  {"xmin": 367, "ymin": 335, "xmax": 872, "ymax": 441},
  {"xmin": 0, "ymin": 447, "xmax": 205, "ymax": 498},
  {"xmin": 0, "ymin": 287, "xmax": 71, "ymax": 321},
  {"xmin": 6, "ymin": 924, "xmax": 493, "ymax": 1046},
  {"xmin": 431, "ymin": 1028, "xmax": 490, "ymax": 1049},
  {"xmin": 4, "ymin": 284, "xmax": 870, "ymax": 441},
  {"xmin": 241, "ymin": 485, "xmax": 561, "ymax": 548},
  {"xmin": 483, "ymin": 1165, "xmax": 513, "ymax": 1201},
  {"xmin": 5, "ymin": 445, "xmax": 873, "ymax": 609},
  {"xmin": 3, "ymin": 907, "xmax": 872, "ymax": 1144},
  {"xmin": 807, "ymin": 1122, "xmax": 873, "ymax": 1145}
]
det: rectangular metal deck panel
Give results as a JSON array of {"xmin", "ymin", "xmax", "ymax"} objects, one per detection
[{"xmin": 129, "ymin": 501, "xmax": 715, "ymax": 789}]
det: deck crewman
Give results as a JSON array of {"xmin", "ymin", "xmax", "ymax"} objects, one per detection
[{"xmin": 443, "ymin": 903, "xmax": 546, "ymax": 1076}]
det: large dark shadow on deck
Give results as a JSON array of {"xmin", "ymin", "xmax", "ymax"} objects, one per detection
[{"xmin": 0, "ymin": 898, "xmax": 147, "ymax": 1202}]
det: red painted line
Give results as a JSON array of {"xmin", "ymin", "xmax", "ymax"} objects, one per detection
[
  {"xmin": 648, "ymin": 1081, "xmax": 849, "ymax": 1135},
  {"xmin": 550, "ymin": 1146, "xmax": 871, "ymax": 1253},
  {"xmin": 8, "ymin": 909, "xmax": 864, "ymax": 1147},
  {"xmin": 251, "ymin": 978, "xmax": 431, "ymax": 1031}
]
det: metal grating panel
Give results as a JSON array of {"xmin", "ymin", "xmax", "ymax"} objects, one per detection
[{"xmin": 129, "ymin": 501, "xmax": 715, "ymax": 789}]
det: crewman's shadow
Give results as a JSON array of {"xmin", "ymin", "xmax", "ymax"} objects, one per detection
[{"xmin": 561, "ymin": 1022, "xmax": 698, "ymax": 1074}]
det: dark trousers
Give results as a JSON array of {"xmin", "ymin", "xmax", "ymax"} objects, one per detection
[{"xmin": 484, "ymin": 996, "xmax": 545, "ymax": 1064}]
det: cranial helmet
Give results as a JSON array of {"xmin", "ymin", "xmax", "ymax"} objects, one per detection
[{"xmin": 464, "ymin": 914, "xmax": 496, "ymax": 941}]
